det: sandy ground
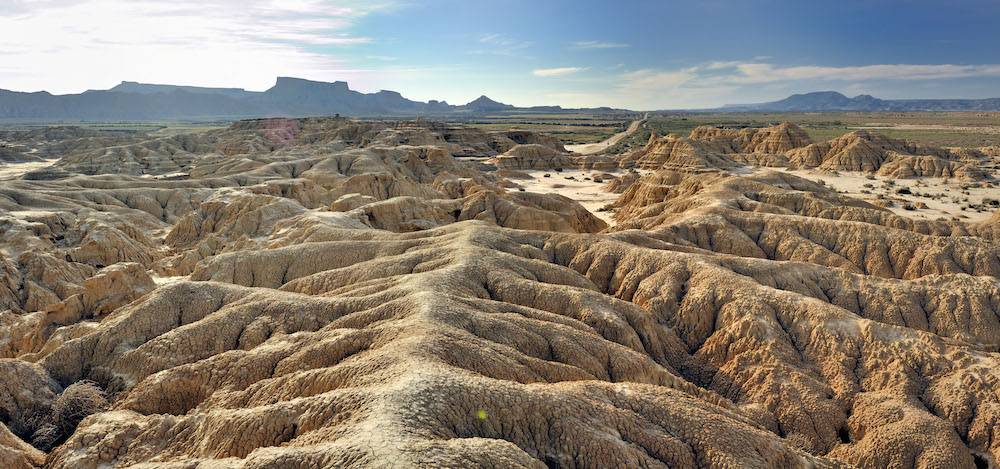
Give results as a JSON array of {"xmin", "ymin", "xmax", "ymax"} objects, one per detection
[
  {"xmin": 502, "ymin": 163, "xmax": 998, "ymax": 228},
  {"xmin": 0, "ymin": 160, "xmax": 54, "ymax": 180},
  {"xmin": 511, "ymin": 169, "xmax": 626, "ymax": 224},
  {"xmin": 566, "ymin": 119, "xmax": 645, "ymax": 155},
  {"xmin": 762, "ymin": 167, "xmax": 1000, "ymax": 222}
]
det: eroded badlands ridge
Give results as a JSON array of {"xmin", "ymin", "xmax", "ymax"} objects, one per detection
[{"xmin": 1, "ymin": 118, "xmax": 999, "ymax": 468}]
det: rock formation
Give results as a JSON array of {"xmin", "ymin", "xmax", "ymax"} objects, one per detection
[
  {"xmin": 1, "ymin": 117, "xmax": 1000, "ymax": 469},
  {"xmin": 690, "ymin": 123, "xmax": 813, "ymax": 154},
  {"xmin": 785, "ymin": 130, "xmax": 989, "ymax": 179},
  {"xmin": 622, "ymin": 124, "xmax": 994, "ymax": 184},
  {"xmin": 489, "ymin": 144, "xmax": 574, "ymax": 170}
]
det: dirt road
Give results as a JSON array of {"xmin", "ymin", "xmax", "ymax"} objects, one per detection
[{"xmin": 565, "ymin": 118, "xmax": 646, "ymax": 155}]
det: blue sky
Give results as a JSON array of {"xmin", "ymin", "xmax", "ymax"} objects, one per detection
[{"xmin": 2, "ymin": 0, "xmax": 999, "ymax": 109}]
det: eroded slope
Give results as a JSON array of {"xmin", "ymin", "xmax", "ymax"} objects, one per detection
[{"xmin": 1, "ymin": 118, "xmax": 999, "ymax": 469}]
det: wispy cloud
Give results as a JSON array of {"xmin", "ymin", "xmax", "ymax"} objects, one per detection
[
  {"xmin": 729, "ymin": 63, "xmax": 1000, "ymax": 83},
  {"xmin": 618, "ymin": 62, "xmax": 1000, "ymax": 92},
  {"xmin": 470, "ymin": 33, "xmax": 533, "ymax": 56},
  {"xmin": 0, "ymin": 0, "xmax": 400, "ymax": 93},
  {"xmin": 571, "ymin": 40, "xmax": 629, "ymax": 49},
  {"xmin": 533, "ymin": 67, "xmax": 589, "ymax": 77},
  {"xmin": 553, "ymin": 61, "xmax": 1000, "ymax": 110}
]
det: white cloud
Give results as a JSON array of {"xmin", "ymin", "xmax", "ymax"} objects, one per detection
[
  {"xmin": 605, "ymin": 61, "xmax": 1000, "ymax": 109},
  {"xmin": 470, "ymin": 33, "xmax": 533, "ymax": 56},
  {"xmin": 532, "ymin": 67, "xmax": 589, "ymax": 77},
  {"xmin": 729, "ymin": 63, "xmax": 1000, "ymax": 83},
  {"xmin": 532, "ymin": 61, "xmax": 1000, "ymax": 110},
  {"xmin": 571, "ymin": 40, "xmax": 629, "ymax": 49},
  {"xmin": 0, "ymin": 0, "xmax": 399, "ymax": 93},
  {"xmin": 619, "ymin": 62, "xmax": 1000, "ymax": 91}
]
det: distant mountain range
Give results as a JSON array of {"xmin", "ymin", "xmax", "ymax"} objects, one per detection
[
  {"xmin": 0, "ymin": 77, "xmax": 622, "ymax": 121},
  {"xmin": 722, "ymin": 91, "xmax": 1000, "ymax": 112},
  {"xmin": 4, "ymin": 80, "xmax": 997, "ymax": 121}
]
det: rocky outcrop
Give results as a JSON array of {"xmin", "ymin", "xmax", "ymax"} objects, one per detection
[
  {"xmin": 785, "ymin": 130, "xmax": 990, "ymax": 179},
  {"xmin": 489, "ymin": 144, "xmax": 574, "ymax": 170},
  {"xmin": 619, "ymin": 134, "xmax": 733, "ymax": 171},
  {"xmin": 346, "ymin": 190, "xmax": 607, "ymax": 234},
  {"xmin": 0, "ymin": 421, "xmax": 44, "ymax": 469},
  {"xmin": 876, "ymin": 152, "xmax": 988, "ymax": 179},
  {"xmin": 690, "ymin": 123, "xmax": 813, "ymax": 154}
]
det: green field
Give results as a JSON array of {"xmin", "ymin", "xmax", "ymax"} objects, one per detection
[
  {"xmin": 0, "ymin": 120, "xmax": 229, "ymax": 136},
  {"xmin": 3, "ymin": 111, "xmax": 998, "ymax": 149}
]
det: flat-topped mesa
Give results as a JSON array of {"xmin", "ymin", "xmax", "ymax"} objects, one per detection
[{"xmin": 270, "ymin": 76, "xmax": 350, "ymax": 92}]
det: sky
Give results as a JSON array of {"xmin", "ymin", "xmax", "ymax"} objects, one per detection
[{"xmin": 2, "ymin": 0, "xmax": 1000, "ymax": 109}]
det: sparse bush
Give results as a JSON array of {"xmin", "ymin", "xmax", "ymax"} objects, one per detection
[
  {"xmin": 30, "ymin": 423, "xmax": 60, "ymax": 452},
  {"xmin": 31, "ymin": 381, "xmax": 108, "ymax": 451},
  {"xmin": 896, "ymin": 187, "xmax": 912, "ymax": 195},
  {"xmin": 903, "ymin": 203, "xmax": 917, "ymax": 211}
]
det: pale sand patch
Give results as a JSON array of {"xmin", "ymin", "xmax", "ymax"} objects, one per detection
[
  {"xmin": 508, "ymin": 169, "xmax": 625, "ymax": 225},
  {"xmin": 765, "ymin": 167, "xmax": 1000, "ymax": 222},
  {"xmin": 0, "ymin": 160, "xmax": 54, "ymax": 180},
  {"xmin": 6, "ymin": 210, "xmax": 57, "ymax": 219},
  {"xmin": 151, "ymin": 275, "xmax": 187, "ymax": 286}
]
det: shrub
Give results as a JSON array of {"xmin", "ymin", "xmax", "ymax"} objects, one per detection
[{"xmin": 31, "ymin": 381, "xmax": 108, "ymax": 451}]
